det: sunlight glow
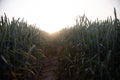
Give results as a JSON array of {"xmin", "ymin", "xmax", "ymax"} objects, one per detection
[{"xmin": 0, "ymin": 0, "xmax": 120, "ymax": 33}]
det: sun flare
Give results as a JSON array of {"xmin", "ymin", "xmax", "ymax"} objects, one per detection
[{"xmin": 0, "ymin": 0, "xmax": 119, "ymax": 33}]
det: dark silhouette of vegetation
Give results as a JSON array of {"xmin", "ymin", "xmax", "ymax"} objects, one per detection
[
  {"xmin": 0, "ymin": 14, "xmax": 50, "ymax": 80},
  {"xmin": 0, "ymin": 8, "xmax": 120, "ymax": 80},
  {"xmin": 57, "ymin": 8, "xmax": 120, "ymax": 80}
]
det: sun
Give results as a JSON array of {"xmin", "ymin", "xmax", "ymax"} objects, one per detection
[{"xmin": 0, "ymin": 0, "xmax": 119, "ymax": 33}]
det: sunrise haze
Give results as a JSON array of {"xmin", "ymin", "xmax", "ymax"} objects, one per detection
[{"xmin": 0, "ymin": 0, "xmax": 120, "ymax": 33}]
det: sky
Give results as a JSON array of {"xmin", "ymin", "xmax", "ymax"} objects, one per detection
[{"xmin": 0, "ymin": 0, "xmax": 120, "ymax": 33}]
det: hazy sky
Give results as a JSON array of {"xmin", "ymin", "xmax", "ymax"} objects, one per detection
[{"xmin": 0, "ymin": 0, "xmax": 120, "ymax": 33}]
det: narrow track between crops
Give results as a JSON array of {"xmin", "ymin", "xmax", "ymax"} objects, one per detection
[
  {"xmin": 40, "ymin": 55, "xmax": 58, "ymax": 80},
  {"xmin": 40, "ymin": 41, "xmax": 59, "ymax": 80}
]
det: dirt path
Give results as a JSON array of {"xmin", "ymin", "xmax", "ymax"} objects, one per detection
[
  {"xmin": 39, "ymin": 41, "xmax": 62, "ymax": 80},
  {"xmin": 40, "ymin": 55, "xmax": 58, "ymax": 80}
]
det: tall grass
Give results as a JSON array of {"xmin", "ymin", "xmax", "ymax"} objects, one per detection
[
  {"xmin": 57, "ymin": 9, "xmax": 120, "ymax": 80},
  {"xmin": 0, "ymin": 9, "xmax": 120, "ymax": 80},
  {"xmin": 0, "ymin": 14, "xmax": 49, "ymax": 80}
]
